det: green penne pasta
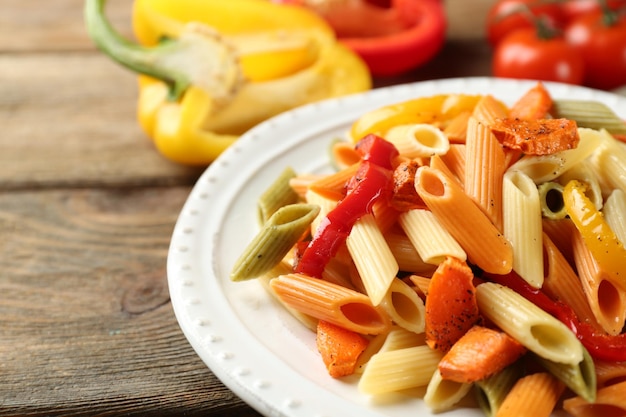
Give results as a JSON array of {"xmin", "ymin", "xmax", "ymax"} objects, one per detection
[
  {"xmin": 533, "ymin": 347, "xmax": 597, "ymax": 403},
  {"xmin": 537, "ymin": 181, "xmax": 567, "ymax": 220},
  {"xmin": 551, "ymin": 100, "xmax": 626, "ymax": 135},
  {"xmin": 231, "ymin": 203, "xmax": 320, "ymax": 282},
  {"xmin": 257, "ymin": 166, "xmax": 300, "ymax": 224},
  {"xmin": 475, "ymin": 364, "xmax": 521, "ymax": 417}
]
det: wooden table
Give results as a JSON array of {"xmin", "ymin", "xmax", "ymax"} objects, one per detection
[{"xmin": 0, "ymin": 1, "xmax": 495, "ymax": 415}]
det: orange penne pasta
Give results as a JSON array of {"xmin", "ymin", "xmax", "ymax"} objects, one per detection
[
  {"xmin": 464, "ymin": 116, "xmax": 506, "ymax": 230},
  {"xmin": 270, "ymin": 273, "xmax": 391, "ymax": 335},
  {"xmin": 496, "ymin": 373, "xmax": 565, "ymax": 417},
  {"xmin": 308, "ymin": 163, "xmax": 358, "ymax": 201},
  {"xmin": 437, "ymin": 143, "xmax": 466, "ymax": 187},
  {"xmin": 415, "ymin": 166, "xmax": 512, "ymax": 274},
  {"xmin": 330, "ymin": 140, "xmax": 361, "ymax": 169},
  {"xmin": 289, "ymin": 174, "xmax": 322, "ymax": 198},
  {"xmin": 508, "ymin": 81, "xmax": 553, "ymax": 120},
  {"xmin": 594, "ymin": 360, "xmax": 626, "ymax": 388},
  {"xmin": 572, "ymin": 229, "xmax": 626, "ymax": 336},
  {"xmin": 371, "ymin": 198, "xmax": 400, "ymax": 234},
  {"xmin": 472, "ymin": 94, "xmax": 508, "ymax": 124},
  {"xmin": 563, "ymin": 380, "xmax": 626, "ymax": 417},
  {"xmin": 542, "ymin": 218, "xmax": 577, "ymax": 266},
  {"xmin": 541, "ymin": 233, "xmax": 603, "ymax": 332},
  {"xmin": 443, "ymin": 110, "xmax": 471, "ymax": 143}
]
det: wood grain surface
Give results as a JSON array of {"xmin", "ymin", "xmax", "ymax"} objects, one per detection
[{"xmin": 0, "ymin": 0, "xmax": 494, "ymax": 415}]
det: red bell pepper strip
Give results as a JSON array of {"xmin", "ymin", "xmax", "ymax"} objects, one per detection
[
  {"xmin": 486, "ymin": 271, "xmax": 626, "ymax": 362},
  {"xmin": 294, "ymin": 134, "xmax": 398, "ymax": 278}
]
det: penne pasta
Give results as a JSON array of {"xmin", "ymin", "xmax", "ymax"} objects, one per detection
[
  {"xmin": 304, "ymin": 188, "xmax": 338, "ymax": 236},
  {"xmin": 475, "ymin": 282, "xmax": 584, "ymax": 365},
  {"xmin": 551, "ymin": 99, "xmax": 626, "ymax": 135},
  {"xmin": 438, "ymin": 143, "xmax": 466, "ymax": 186},
  {"xmin": 384, "ymin": 231, "xmax": 437, "ymax": 275},
  {"xmin": 502, "ymin": 170, "xmax": 543, "ymax": 288},
  {"xmin": 379, "ymin": 278, "xmax": 425, "ymax": 334},
  {"xmin": 270, "ymin": 273, "xmax": 391, "ymax": 335},
  {"xmin": 572, "ymin": 228, "xmax": 626, "ymax": 336},
  {"xmin": 424, "ymin": 369, "xmax": 473, "ymax": 413},
  {"xmin": 582, "ymin": 129, "xmax": 626, "ymax": 195},
  {"xmin": 534, "ymin": 347, "xmax": 596, "ymax": 403},
  {"xmin": 495, "ymin": 372, "xmax": 565, "ymax": 417},
  {"xmin": 308, "ymin": 162, "xmax": 359, "ymax": 201},
  {"xmin": 603, "ymin": 188, "xmax": 626, "ymax": 246},
  {"xmin": 558, "ymin": 159, "xmax": 603, "ymax": 211},
  {"xmin": 330, "ymin": 139, "xmax": 361, "ymax": 170},
  {"xmin": 594, "ymin": 359, "xmax": 626, "ymax": 388},
  {"xmin": 464, "ymin": 115, "xmax": 506, "ymax": 230},
  {"xmin": 472, "ymin": 94, "xmax": 508, "ymax": 124},
  {"xmin": 398, "ymin": 208, "xmax": 466, "ymax": 265},
  {"xmin": 358, "ymin": 345, "xmax": 443, "ymax": 395},
  {"xmin": 563, "ymin": 380, "xmax": 626, "ymax": 417},
  {"xmin": 231, "ymin": 204, "xmax": 320, "ymax": 281},
  {"xmin": 475, "ymin": 365, "xmax": 521, "ymax": 417},
  {"xmin": 415, "ymin": 166, "xmax": 513, "ymax": 275},
  {"xmin": 507, "ymin": 127, "xmax": 602, "ymax": 184},
  {"xmin": 346, "ymin": 213, "xmax": 399, "ymax": 306},
  {"xmin": 537, "ymin": 181, "xmax": 567, "ymax": 220},
  {"xmin": 384, "ymin": 123, "xmax": 450, "ymax": 158},
  {"xmin": 257, "ymin": 166, "xmax": 300, "ymax": 223}
]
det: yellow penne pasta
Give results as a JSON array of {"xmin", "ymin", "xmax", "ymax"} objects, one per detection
[
  {"xmin": 502, "ymin": 170, "xmax": 543, "ymax": 288},
  {"xmin": 603, "ymin": 188, "xmax": 626, "ymax": 245},
  {"xmin": 415, "ymin": 166, "xmax": 513, "ymax": 275},
  {"xmin": 379, "ymin": 325, "xmax": 427, "ymax": 352},
  {"xmin": 384, "ymin": 123, "xmax": 450, "ymax": 158},
  {"xmin": 398, "ymin": 208, "xmax": 466, "ymax": 265},
  {"xmin": 496, "ymin": 372, "xmax": 565, "ymax": 417},
  {"xmin": 269, "ymin": 273, "xmax": 391, "ymax": 335},
  {"xmin": 384, "ymin": 231, "xmax": 437, "ymax": 275},
  {"xmin": 358, "ymin": 345, "xmax": 443, "ymax": 395},
  {"xmin": 572, "ymin": 229, "xmax": 626, "ymax": 336},
  {"xmin": 508, "ymin": 127, "xmax": 602, "ymax": 184},
  {"xmin": 346, "ymin": 213, "xmax": 399, "ymax": 306},
  {"xmin": 563, "ymin": 380, "xmax": 626, "ymax": 417},
  {"xmin": 476, "ymin": 282, "xmax": 583, "ymax": 365},
  {"xmin": 304, "ymin": 188, "xmax": 338, "ymax": 236},
  {"xmin": 464, "ymin": 116, "xmax": 506, "ymax": 230},
  {"xmin": 588, "ymin": 129, "xmax": 626, "ymax": 195},
  {"xmin": 424, "ymin": 369, "xmax": 473, "ymax": 413},
  {"xmin": 379, "ymin": 278, "xmax": 425, "ymax": 334}
]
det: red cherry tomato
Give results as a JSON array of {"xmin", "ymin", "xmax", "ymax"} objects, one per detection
[
  {"xmin": 492, "ymin": 28, "xmax": 585, "ymax": 85},
  {"xmin": 565, "ymin": 11, "xmax": 626, "ymax": 90},
  {"xmin": 560, "ymin": 0, "xmax": 626, "ymax": 23},
  {"xmin": 486, "ymin": 0, "xmax": 565, "ymax": 46}
]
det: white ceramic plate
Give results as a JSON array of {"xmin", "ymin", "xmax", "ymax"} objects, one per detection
[{"xmin": 167, "ymin": 77, "xmax": 626, "ymax": 417}]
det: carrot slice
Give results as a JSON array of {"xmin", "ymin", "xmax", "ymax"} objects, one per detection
[
  {"xmin": 490, "ymin": 118, "xmax": 580, "ymax": 155},
  {"xmin": 425, "ymin": 257, "xmax": 481, "ymax": 352},
  {"xmin": 509, "ymin": 82, "xmax": 553, "ymax": 120},
  {"xmin": 438, "ymin": 325, "xmax": 527, "ymax": 383},
  {"xmin": 316, "ymin": 320, "xmax": 369, "ymax": 378}
]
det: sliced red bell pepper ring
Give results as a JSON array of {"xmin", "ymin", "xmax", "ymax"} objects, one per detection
[
  {"xmin": 338, "ymin": 0, "xmax": 447, "ymax": 76},
  {"xmin": 294, "ymin": 134, "xmax": 398, "ymax": 278},
  {"xmin": 486, "ymin": 271, "xmax": 626, "ymax": 362}
]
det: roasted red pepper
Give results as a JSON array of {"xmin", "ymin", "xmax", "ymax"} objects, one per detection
[
  {"xmin": 294, "ymin": 134, "xmax": 398, "ymax": 277},
  {"xmin": 486, "ymin": 271, "xmax": 626, "ymax": 362},
  {"xmin": 274, "ymin": 0, "xmax": 447, "ymax": 76}
]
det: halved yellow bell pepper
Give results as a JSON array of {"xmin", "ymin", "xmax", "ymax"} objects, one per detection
[{"xmin": 85, "ymin": 0, "xmax": 371, "ymax": 165}]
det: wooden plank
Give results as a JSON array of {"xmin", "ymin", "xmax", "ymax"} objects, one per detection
[
  {"xmin": 0, "ymin": 186, "xmax": 260, "ymax": 416},
  {"xmin": 0, "ymin": 52, "xmax": 204, "ymax": 190}
]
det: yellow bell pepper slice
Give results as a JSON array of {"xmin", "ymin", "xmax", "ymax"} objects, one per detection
[
  {"xmin": 350, "ymin": 94, "xmax": 482, "ymax": 142},
  {"xmin": 563, "ymin": 180, "xmax": 626, "ymax": 291}
]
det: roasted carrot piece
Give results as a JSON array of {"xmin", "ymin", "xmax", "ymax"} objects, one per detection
[
  {"xmin": 490, "ymin": 118, "xmax": 580, "ymax": 155},
  {"xmin": 509, "ymin": 82, "xmax": 553, "ymax": 120},
  {"xmin": 316, "ymin": 320, "xmax": 369, "ymax": 378},
  {"xmin": 425, "ymin": 257, "xmax": 481, "ymax": 352},
  {"xmin": 390, "ymin": 160, "xmax": 426, "ymax": 211},
  {"xmin": 438, "ymin": 325, "xmax": 527, "ymax": 383}
]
